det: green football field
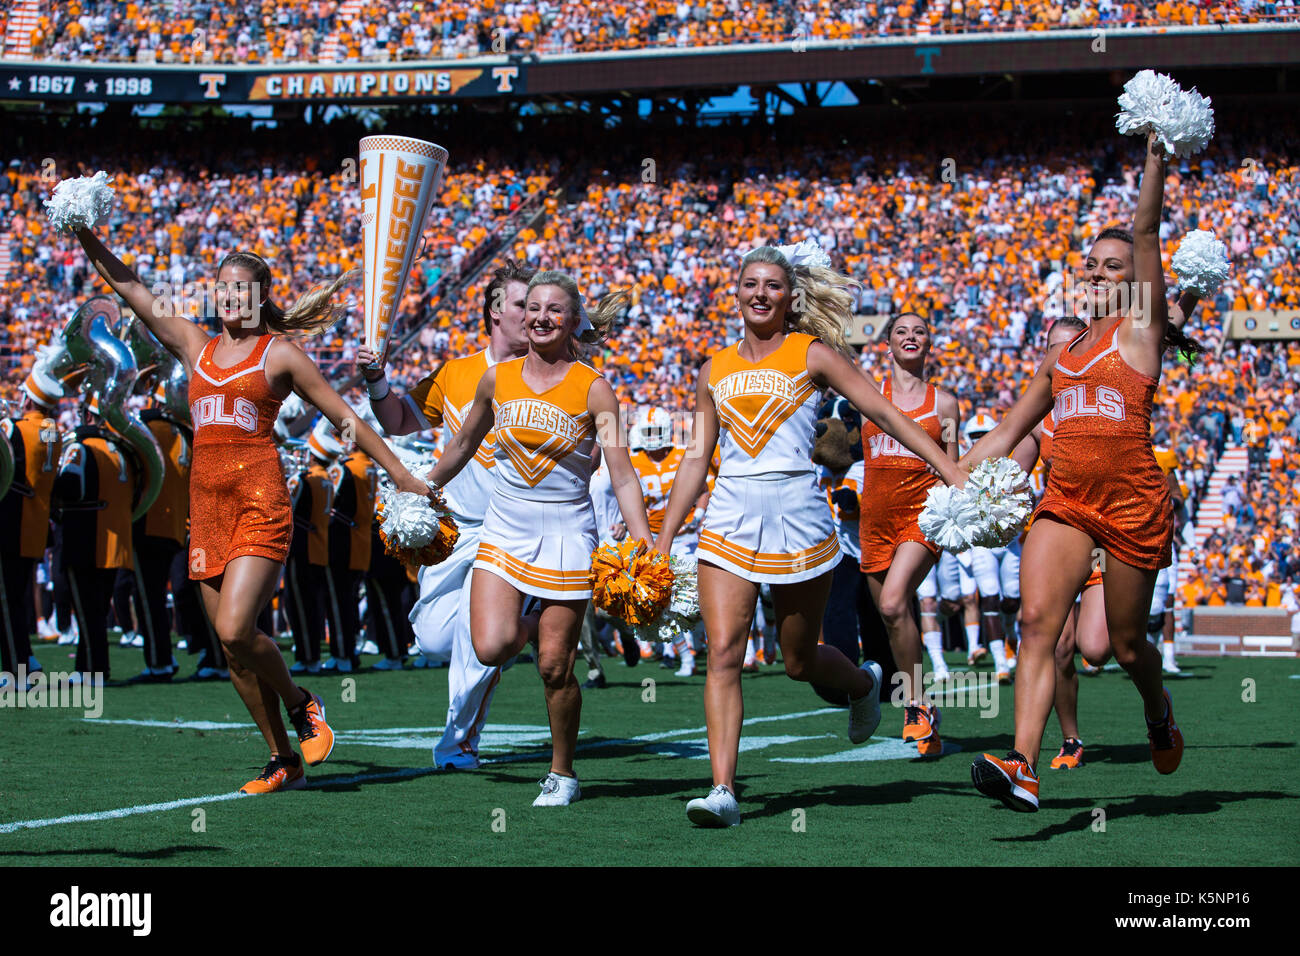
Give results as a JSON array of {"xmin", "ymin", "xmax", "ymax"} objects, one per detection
[{"xmin": 2, "ymin": 641, "xmax": 1297, "ymax": 867}]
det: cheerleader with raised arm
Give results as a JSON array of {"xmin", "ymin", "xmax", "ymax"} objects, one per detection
[
  {"xmin": 74, "ymin": 232, "xmax": 432, "ymax": 793},
  {"xmin": 963, "ymin": 133, "xmax": 1202, "ymax": 811},
  {"xmin": 653, "ymin": 245, "xmax": 967, "ymax": 827}
]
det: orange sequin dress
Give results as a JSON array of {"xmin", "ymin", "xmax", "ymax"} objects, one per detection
[
  {"xmin": 1037, "ymin": 410, "xmax": 1101, "ymax": 588},
  {"xmin": 187, "ymin": 333, "xmax": 292, "ymax": 579},
  {"xmin": 1036, "ymin": 322, "xmax": 1173, "ymax": 571},
  {"xmin": 858, "ymin": 380, "xmax": 943, "ymax": 573}
]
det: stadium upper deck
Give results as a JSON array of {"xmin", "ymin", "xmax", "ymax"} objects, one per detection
[{"xmin": 2, "ymin": 1, "xmax": 1298, "ymax": 64}]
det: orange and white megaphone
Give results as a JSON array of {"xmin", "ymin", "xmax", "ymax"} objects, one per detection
[{"xmin": 358, "ymin": 135, "xmax": 448, "ymax": 367}]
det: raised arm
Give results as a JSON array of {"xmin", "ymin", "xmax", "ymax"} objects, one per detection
[
  {"xmin": 963, "ymin": 352, "xmax": 1059, "ymax": 467},
  {"xmin": 272, "ymin": 340, "xmax": 430, "ymax": 497},
  {"xmin": 424, "ymin": 366, "xmax": 497, "ymax": 490},
  {"xmin": 653, "ymin": 362, "xmax": 719, "ymax": 553},
  {"xmin": 74, "ymin": 227, "xmax": 210, "ymax": 370},
  {"xmin": 588, "ymin": 379, "xmax": 654, "ymax": 546},
  {"xmin": 808, "ymin": 342, "xmax": 964, "ymax": 486},
  {"xmin": 356, "ymin": 344, "xmax": 432, "ymax": 436},
  {"xmin": 1121, "ymin": 130, "xmax": 1171, "ymax": 373},
  {"xmin": 1168, "ymin": 290, "xmax": 1200, "ymax": 330}
]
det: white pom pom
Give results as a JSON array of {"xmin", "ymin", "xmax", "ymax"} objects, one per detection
[
  {"xmin": 377, "ymin": 487, "xmax": 441, "ymax": 549},
  {"xmin": 1115, "ymin": 70, "xmax": 1215, "ymax": 158},
  {"xmin": 919, "ymin": 484, "xmax": 981, "ymax": 553},
  {"xmin": 779, "ymin": 238, "xmax": 831, "ymax": 270},
  {"xmin": 1172, "ymin": 229, "xmax": 1231, "ymax": 297},
  {"xmin": 920, "ymin": 458, "xmax": 1033, "ymax": 553},
  {"xmin": 44, "ymin": 171, "xmax": 115, "ymax": 233},
  {"xmin": 632, "ymin": 554, "xmax": 700, "ymax": 644}
]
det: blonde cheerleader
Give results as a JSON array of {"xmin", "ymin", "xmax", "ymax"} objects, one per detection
[
  {"xmin": 424, "ymin": 271, "xmax": 654, "ymax": 806},
  {"xmin": 654, "ymin": 244, "xmax": 966, "ymax": 826}
]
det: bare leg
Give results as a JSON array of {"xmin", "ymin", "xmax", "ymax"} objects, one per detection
[
  {"xmin": 1014, "ymin": 520, "xmax": 1096, "ymax": 769},
  {"xmin": 697, "ymin": 561, "xmax": 758, "ymax": 793}
]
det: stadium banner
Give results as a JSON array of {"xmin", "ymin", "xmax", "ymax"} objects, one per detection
[
  {"xmin": 0, "ymin": 62, "xmax": 525, "ymax": 103},
  {"xmin": 1225, "ymin": 309, "xmax": 1300, "ymax": 341},
  {"xmin": 1, "ymin": 25, "xmax": 1297, "ymax": 105}
]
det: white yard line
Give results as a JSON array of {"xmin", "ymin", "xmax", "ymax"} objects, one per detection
[{"xmin": 0, "ymin": 708, "xmax": 842, "ymax": 834}]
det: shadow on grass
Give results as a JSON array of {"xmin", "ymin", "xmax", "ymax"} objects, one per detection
[
  {"xmin": 991, "ymin": 789, "xmax": 1300, "ymax": 842},
  {"xmin": 0, "ymin": 844, "xmax": 227, "ymax": 860}
]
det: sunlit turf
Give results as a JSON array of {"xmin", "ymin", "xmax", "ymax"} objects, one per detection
[{"xmin": 2, "ymin": 641, "xmax": 1296, "ymax": 866}]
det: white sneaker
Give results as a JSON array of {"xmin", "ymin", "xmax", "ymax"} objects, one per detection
[
  {"xmin": 532, "ymin": 772, "xmax": 580, "ymax": 806},
  {"xmin": 1162, "ymin": 649, "xmax": 1182, "ymax": 675},
  {"xmin": 847, "ymin": 660, "xmax": 884, "ymax": 744},
  {"xmin": 57, "ymin": 628, "xmax": 78, "ymax": 646},
  {"xmin": 176, "ymin": 639, "xmax": 188, "ymax": 651},
  {"xmin": 675, "ymin": 654, "xmax": 696, "ymax": 677},
  {"xmin": 129, "ymin": 633, "xmax": 144, "ymax": 648},
  {"xmin": 117, "ymin": 630, "xmax": 134, "ymax": 647},
  {"xmin": 36, "ymin": 617, "xmax": 58, "ymax": 639},
  {"xmin": 686, "ymin": 785, "xmax": 740, "ymax": 827},
  {"xmin": 359, "ymin": 640, "xmax": 380, "ymax": 656}
]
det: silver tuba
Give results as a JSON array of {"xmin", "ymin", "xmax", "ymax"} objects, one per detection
[
  {"xmin": 123, "ymin": 312, "xmax": 191, "ymax": 425},
  {"xmin": 64, "ymin": 296, "xmax": 165, "ymax": 520}
]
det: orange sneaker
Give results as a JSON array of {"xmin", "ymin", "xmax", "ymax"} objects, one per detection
[
  {"xmin": 996, "ymin": 670, "xmax": 1012, "ymax": 685},
  {"xmin": 1146, "ymin": 689, "xmax": 1183, "ymax": 775},
  {"xmin": 239, "ymin": 754, "xmax": 306, "ymax": 794},
  {"xmin": 966, "ymin": 645, "xmax": 988, "ymax": 666},
  {"xmin": 971, "ymin": 751, "xmax": 1039, "ymax": 812},
  {"xmin": 1049, "ymin": 737, "xmax": 1085, "ymax": 769},
  {"xmin": 916, "ymin": 706, "xmax": 943, "ymax": 756},
  {"xmin": 289, "ymin": 691, "xmax": 335, "ymax": 766},
  {"xmin": 902, "ymin": 700, "xmax": 936, "ymax": 742}
]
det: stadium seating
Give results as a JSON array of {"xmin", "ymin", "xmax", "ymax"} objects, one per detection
[
  {"xmin": 3, "ymin": 1, "xmax": 1297, "ymax": 63},
  {"xmin": 2, "ymin": 111, "xmax": 1296, "ymax": 599}
]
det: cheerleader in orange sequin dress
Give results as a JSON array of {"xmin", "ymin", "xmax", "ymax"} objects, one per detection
[
  {"xmin": 74, "ymin": 234, "xmax": 432, "ymax": 794},
  {"xmin": 962, "ymin": 133, "xmax": 1204, "ymax": 811}
]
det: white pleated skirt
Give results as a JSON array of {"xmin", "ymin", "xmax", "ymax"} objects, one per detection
[
  {"xmin": 697, "ymin": 472, "xmax": 841, "ymax": 585},
  {"xmin": 474, "ymin": 489, "xmax": 597, "ymax": 600}
]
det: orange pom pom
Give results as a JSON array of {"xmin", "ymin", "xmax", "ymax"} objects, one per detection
[{"xmin": 590, "ymin": 540, "xmax": 675, "ymax": 625}]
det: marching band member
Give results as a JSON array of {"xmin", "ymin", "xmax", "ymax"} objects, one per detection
[
  {"xmin": 285, "ymin": 425, "xmax": 335, "ymax": 675},
  {"xmin": 0, "ymin": 369, "xmax": 64, "ymax": 683}
]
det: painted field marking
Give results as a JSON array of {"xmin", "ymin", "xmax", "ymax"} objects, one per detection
[{"xmin": 1, "ymin": 708, "xmax": 844, "ymax": 834}]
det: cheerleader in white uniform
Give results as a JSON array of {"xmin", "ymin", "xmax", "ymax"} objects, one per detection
[
  {"xmin": 425, "ymin": 271, "xmax": 654, "ymax": 807},
  {"xmin": 654, "ymin": 244, "xmax": 967, "ymax": 826}
]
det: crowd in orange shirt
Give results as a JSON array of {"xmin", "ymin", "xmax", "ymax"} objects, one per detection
[
  {"xmin": 3, "ymin": 109, "xmax": 1297, "ymax": 602},
  {"xmin": 6, "ymin": 0, "xmax": 1297, "ymax": 63}
]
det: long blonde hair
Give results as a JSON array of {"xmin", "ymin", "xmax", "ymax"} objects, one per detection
[
  {"xmin": 739, "ymin": 246, "xmax": 857, "ymax": 357},
  {"xmin": 219, "ymin": 252, "xmax": 360, "ymax": 337},
  {"xmin": 526, "ymin": 270, "xmax": 629, "ymax": 359}
]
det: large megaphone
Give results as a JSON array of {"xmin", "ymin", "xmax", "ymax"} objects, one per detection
[{"xmin": 358, "ymin": 135, "xmax": 448, "ymax": 367}]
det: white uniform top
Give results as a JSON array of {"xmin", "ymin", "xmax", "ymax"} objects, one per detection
[
  {"xmin": 589, "ymin": 458, "xmax": 623, "ymax": 546},
  {"xmin": 404, "ymin": 348, "xmax": 499, "ymax": 524},
  {"xmin": 491, "ymin": 358, "xmax": 599, "ymax": 503},
  {"xmin": 708, "ymin": 332, "xmax": 822, "ymax": 480}
]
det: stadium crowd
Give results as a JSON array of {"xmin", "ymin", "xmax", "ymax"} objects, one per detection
[
  {"xmin": 2, "ymin": 108, "xmax": 1297, "ymax": 610},
  {"xmin": 4, "ymin": 0, "xmax": 1298, "ymax": 63}
]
